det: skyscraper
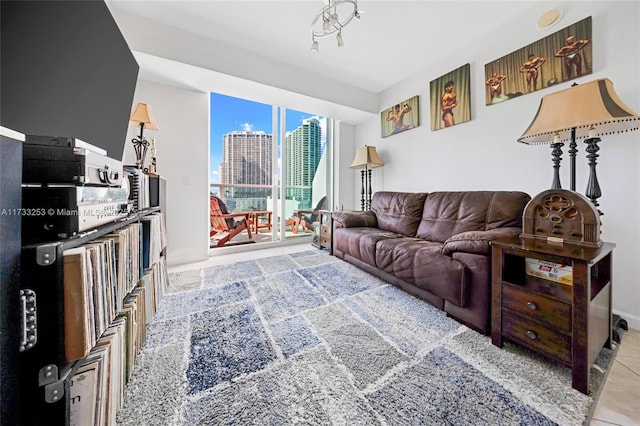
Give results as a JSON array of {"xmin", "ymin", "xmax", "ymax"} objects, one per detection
[
  {"xmin": 220, "ymin": 130, "xmax": 272, "ymax": 209},
  {"xmin": 285, "ymin": 117, "xmax": 322, "ymax": 209}
]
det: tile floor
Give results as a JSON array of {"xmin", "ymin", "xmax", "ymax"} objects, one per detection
[
  {"xmin": 591, "ymin": 327, "xmax": 640, "ymax": 425},
  {"xmin": 169, "ymin": 243, "xmax": 640, "ymax": 426}
]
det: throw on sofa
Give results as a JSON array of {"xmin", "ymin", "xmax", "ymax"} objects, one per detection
[{"xmin": 332, "ymin": 191, "xmax": 531, "ymax": 333}]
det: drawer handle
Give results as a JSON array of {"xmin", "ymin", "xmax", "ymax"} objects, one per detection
[
  {"xmin": 526, "ymin": 330, "xmax": 537, "ymax": 340},
  {"xmin": 526, "ymin": 301, "xmax": 538, "ymax": 311}
]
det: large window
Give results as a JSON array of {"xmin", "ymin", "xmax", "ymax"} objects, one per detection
[
  {"xmin": 210, "ymin": 94, "xmax": 272, "ymax": 212},
  {"xmin": 210, "ymin": 93, "xmax": 332, "ymax": 246}
]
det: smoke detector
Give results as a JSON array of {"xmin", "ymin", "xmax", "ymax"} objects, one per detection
[{"xmin": 537, "ymin": 8, "xmax": 563, "ymax": 29}]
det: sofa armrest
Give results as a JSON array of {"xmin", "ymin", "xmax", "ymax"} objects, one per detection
[
  {"xmin": 441, "ymin": 227, "xmax": 522, "ymax": 256},
  {"xmin": 332, "ymin": 211, "xmax": 378, "ymax": 229}
]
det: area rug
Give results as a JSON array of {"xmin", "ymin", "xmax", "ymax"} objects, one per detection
[{"xmin": 116, "ymin": 251, "xmax": 618, "ymax": 425}]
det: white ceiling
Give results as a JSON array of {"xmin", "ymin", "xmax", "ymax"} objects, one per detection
[{"xmin": 106, "ymin": 1, "xmax": 544, "ymax": 95}]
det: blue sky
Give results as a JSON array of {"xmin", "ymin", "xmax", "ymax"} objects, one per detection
[{"xmin": 209, "ymin": 92, "xmax": 314, "ymax": 184}]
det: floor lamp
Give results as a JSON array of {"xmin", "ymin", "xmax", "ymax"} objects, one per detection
[
  {"xmin": 350, "ymin": 145, "xmax": 384, "ymax": 211},
  {"xmin": 517, "ymin": 78, "xmax": 639, "ymax": 210}
]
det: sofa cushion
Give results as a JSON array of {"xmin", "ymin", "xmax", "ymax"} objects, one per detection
[
  {"xmin": 333, "ymin": 227, "xmax": 403, "ymax": 266},
  {"xmin": 371, "ymin": 191, "xmax": 428, "ymax": 236},
  {"xmin": 484, "ymin": 191, "xmax": 531, "ymax": 229},
  {"xmin": 332, "ymin": 211, "xmax": 377, "ymax": 229},
  {"xmin": 416, "ymin": 191, "xmax": 530, "ymax": 243},
  {"xmin": 375, "ymin": 238, "xmax": 467, "ymax": 307}
]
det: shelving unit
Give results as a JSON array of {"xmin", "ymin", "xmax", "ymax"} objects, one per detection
[
  {"xmin": 18, "ymin": 206, "xmax": 167, "ymax": 424},
  {"xmin": 491, "ymin": 238, "xmax": 614, "ymax": 394}
]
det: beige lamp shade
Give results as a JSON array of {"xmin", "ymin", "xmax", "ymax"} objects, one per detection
[
  {"xmin": 129, "ymin": 102, "xmax": 159, "ymax": 130},
  {"xmin": 350, "ymin": 145, "xmax": 384, "ymax": 169},
  {"xmin": 518, "ymin": 78, "xmax": 639, "ymax": 145}
]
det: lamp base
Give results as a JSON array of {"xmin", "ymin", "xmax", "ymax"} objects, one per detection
[
  {"xmin": 550, "ymin": 142, "xmax": 564, "ymax": 189},
  {"xmin": 366, "ymin": 168, "xmax": 373, "ymax": 211},
  {"xmin": 132, "ymin": 137, "xmax": 150, "ymax": 169},
  {"xmin": 359, "ymin": 169, "xmax": 365, "ymax": 211},
  {"xmin": 585, "ymin": 137, "xmax": 603, "ymax": 215}
]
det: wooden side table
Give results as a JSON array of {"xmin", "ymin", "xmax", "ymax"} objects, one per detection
[
  {"xmin": 491, "ymin": 238, "xmax": 614, "ymax": 394},
  {"xmin": 310, "ymin": 210, "xmax": 332, "ymax": 253},
  {"xmin": 319, "ymin": 210, "xmax": 332, "ymax": 253},
  {"xmin": 249, "ymin": 210, "xmax": 272, "ymax": 233}
]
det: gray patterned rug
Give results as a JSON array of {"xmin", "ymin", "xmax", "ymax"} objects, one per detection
[{"xmin": 117, "ymin": 251, "xmax": 617, "ymax": 425}]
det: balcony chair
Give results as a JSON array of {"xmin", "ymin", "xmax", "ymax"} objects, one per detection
[
  {"xmin": 209, "ymin": 195, "xmax": 254, "ymax": 247},
  {"xmin": 287, "ymin": 196, "xmax": 327, "ymax": 234}
]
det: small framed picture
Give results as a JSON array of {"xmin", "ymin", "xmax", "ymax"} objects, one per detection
[
  {"xmin": 380, "ymin": 95, "xmax": 420, "ymax": 138},
  {"xmin": 429, "ymin": 63, "xmax": 471, "ymax": 131}
]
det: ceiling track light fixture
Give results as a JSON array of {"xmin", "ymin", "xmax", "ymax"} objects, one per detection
[{"xmin": 310, "ymin": 0, "xmax": 361, "ymax": 52}]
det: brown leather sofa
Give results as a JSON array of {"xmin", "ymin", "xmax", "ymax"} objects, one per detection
[{"xmin": 332, "ymin": 191, "xmax": 531, "ymax": 333}]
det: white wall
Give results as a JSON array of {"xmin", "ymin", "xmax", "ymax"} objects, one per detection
[
  {"xmin": 123, "ymin": 80, "xmax": 210, "ymax": 266},
  {"xmin": 355, "ymin": 2, "xmax": 640, "ymax": 327},
  {"xmin": 334, "ymin": 122, "xmax": 357, "ymax": 211}
]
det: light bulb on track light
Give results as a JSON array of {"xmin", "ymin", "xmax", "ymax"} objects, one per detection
[{"xmin": 310, "ymin": 0, "xmax": 359, "ymax": 53}]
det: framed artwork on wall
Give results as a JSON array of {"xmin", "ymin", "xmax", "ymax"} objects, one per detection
[
  {"xmin": 380, "ymin": 95, "xmax": 419, "ymax": 138},
  {"xmin": 484, "ymin": 16, "xmax": 592, "ymax": 105},
  {"xmin": 429, "ymin": 63, "xmax": 471, "ymax": 131}
]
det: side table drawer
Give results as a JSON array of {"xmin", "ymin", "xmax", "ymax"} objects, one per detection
[
  {"xmin": 502, "ymin": 310, "xmax": 571, "ymax": 364},
  {"xmin": 503, "ymin": 285, "xmax": 571, "ymax": 331},
  {"xmin": 321, "ymin": 224, "xmax": 331, "ymax": 249}
]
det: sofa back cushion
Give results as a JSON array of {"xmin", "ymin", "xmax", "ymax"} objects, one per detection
[
  {"xmin": 416, "ymin": 191, "xmax": 531, "ymax": 243},
  {"xmin": 371, "ymin": 191, "xmax": 429, "ymax": 236}
]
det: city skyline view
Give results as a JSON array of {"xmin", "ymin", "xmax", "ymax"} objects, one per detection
[{"xmin": 209, "ymin": 92, "xmax": 322, "ymax": 185}]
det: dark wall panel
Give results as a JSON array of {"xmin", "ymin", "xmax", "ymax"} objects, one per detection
[{"xmin": 1, "ymin": 0, "xmax": 139, "ymax": 160}]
